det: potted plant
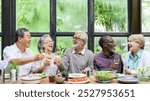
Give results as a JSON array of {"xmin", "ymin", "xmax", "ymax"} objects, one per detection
[
  {"xmin": 8, "ymin": 63, "xmax": 19, "ymax": 82},
  {"xmin": 48, "ymin": 72, "xmax": 56, "ymax": 82},
  {"xmin": 61, "ymin": 70, "xmax": 68, "ymax": 81}
]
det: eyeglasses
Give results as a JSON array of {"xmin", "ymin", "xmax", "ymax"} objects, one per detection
[
  {"xmin": 72, "ymin": 37, "xmax": 84, "ymax": 41},
  {"xmin": 43, "ymin": 40, "xmax": 54, "ymax": 44}
]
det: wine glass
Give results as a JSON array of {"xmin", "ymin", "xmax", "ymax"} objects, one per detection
[{"xmin": 113, "ymin": 56, "xmax": 119, "ymax": 73}]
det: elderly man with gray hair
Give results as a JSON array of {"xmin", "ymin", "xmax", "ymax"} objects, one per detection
[
  {"xmin": 124, "ymin": 34, "xmax": 150, "ymax": 75},
  {"xmin": 54, "ymin": 32, "xmax": 94, "ymax": 74}
]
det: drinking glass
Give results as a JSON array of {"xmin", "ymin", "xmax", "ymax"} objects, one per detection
[{"xmin": 113, "ymin": 56, "xmax": 119, "ymax": 73}]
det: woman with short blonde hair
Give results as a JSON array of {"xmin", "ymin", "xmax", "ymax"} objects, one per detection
[{"xmin": 124, "ymin": 34, "xmax": 150, "ymax": 75}]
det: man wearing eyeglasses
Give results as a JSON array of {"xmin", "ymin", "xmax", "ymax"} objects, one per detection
[{"xmin": 54, "ymin": 32, "xmax": 94, "ymax": 74}]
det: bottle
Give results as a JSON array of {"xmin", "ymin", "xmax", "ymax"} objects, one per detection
[
  {"xmin": 11, "ymin": 69, "xmax": 16, "ymax": 83},
  {"xmin": 86, "ymin": 68, "xmax": 91, "ymax": 77},
  {"xmin": 2, "ymin": 69, "xmax": 5, "ymax": 83}
]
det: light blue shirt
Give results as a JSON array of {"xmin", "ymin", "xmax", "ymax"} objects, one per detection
[
  {"xmin": 124, "ymin": 49, "xmax": 150, "ymax": 69},
  {"xmin": 127, "ymin": 49, "xmax": 143, "ymax": 69}
]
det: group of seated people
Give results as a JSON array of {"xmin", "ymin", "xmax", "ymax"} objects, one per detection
[{"xmin": 1, "ymin": 28, "xmax": 150, "ymax": 77}]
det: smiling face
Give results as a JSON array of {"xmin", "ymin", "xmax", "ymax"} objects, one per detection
[
  {"xmin": 128, "ymin": 40, "xmax": 141, "ymax": 52},
  {"xmin": 19, "ymin": 31, "xmax": 31, "ymax": 48},
  {"xmin": 42, "ymin": 37, "xmax": 54, "ymax": 52},
  {"xmin": 103, "ymin": 37, "xmax": 116, "ymax": 54},
  {"xmin": 72, "ymin": 32, "xmax": 85, "ymax": 49},
  {"xmin": 128, "ymin": 34, "xmax": 145, "ymax": 53}
]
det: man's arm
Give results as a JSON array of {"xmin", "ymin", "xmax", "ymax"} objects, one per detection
[
  {"xmin": 54, "ymin": 50, "xmax": 70, "ymax": 72},
  {"xmin": 9, "ymin": 54, "xmax": 44, "ymax": 65},
  {"xmin": 3, "ymin": 46, "xmax": 44, "ymax": 66}
]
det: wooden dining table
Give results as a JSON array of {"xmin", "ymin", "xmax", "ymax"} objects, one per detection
[{"xmin": 1, "ymin": 75, "xmax": 150, "ymax": 84}]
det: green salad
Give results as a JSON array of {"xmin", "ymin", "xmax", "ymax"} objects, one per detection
[
  {"xmin": 95, "ymin": 71, "xmax": 113, "ymax": 81},
  {"xmin": 39, "ymin": 73, "xmax": 48, "ymax": 78}
]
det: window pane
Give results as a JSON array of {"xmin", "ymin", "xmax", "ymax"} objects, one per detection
[
  {"xmin": 142, "ymin": 0, "xmax": 150, "ymax": 32},
  {"xmin": 94, "ymin": 37, "xmax": 128, "ymax": 58},
  {"xmin": 56, "ymin": 37, "xmax": 73, "ymax": 57},
  {"xmin": 145, "ymin": 37, "xmax": 150, "ymax": 52},
  {"xmin": 30, "ymin": 37, "xmax": 40, "ymax": 54},
  {"xmin": 0, "ymin": 1, "xmax": 1, "ymax": 32},
  {"xmin": 0, "ymin": 37, "xmax": 1, "ymax": 60},
  {"xmin": 94, "ymin": 0, "xmax": 128, "ymax": 32},
  {"xmin": 16, "ymin": 0, "xmax": 50, "ymax": 32},
  {"xmin": 56, "ymin": 0, "xmax": 87, "ymax": 32}
]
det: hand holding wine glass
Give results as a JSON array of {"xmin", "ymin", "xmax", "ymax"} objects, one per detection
[{"xmin": 112, "ymin": 56, "xmax": 119, "ymax": 73}]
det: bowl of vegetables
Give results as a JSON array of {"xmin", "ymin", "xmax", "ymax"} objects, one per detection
[{"xmin": 94, "ymin": 71, "xmax": 114, "ymax": 83}]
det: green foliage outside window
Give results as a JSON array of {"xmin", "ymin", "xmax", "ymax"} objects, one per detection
[
  {"xmin": 16, "ymin": 0, "xmax": 49, "ymax": 32},
  {"xmin": 57, "ymin": 0, "xmax": 87, "ymax": 32},
  {"xmin": 56, "ymin": 37, "xmax": 72, "ymax": 57},
  {"xmin": 16, "ymin": 0, "xmax": 128, "ymax": 57},
  {"xmin": 95, "ymin": 0, "xmax": 127, "ymax": 32}
]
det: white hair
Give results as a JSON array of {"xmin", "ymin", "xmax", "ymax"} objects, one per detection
[{"xmin": 79, "ymin": 32, "xmax": 88, "ymax": 43}]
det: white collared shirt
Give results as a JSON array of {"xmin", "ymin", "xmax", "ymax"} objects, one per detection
[
  {"xmin": 3, "ymin": 43, "xmax": 38, "ymax": 76},
  {"xmin": 72, "ymin": 48, "xmax": 86, "ymax": 55}
]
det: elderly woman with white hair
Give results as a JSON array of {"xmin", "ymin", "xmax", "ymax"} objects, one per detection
[
  {"xmin": 37, "ymin": 34, "xmax": 60, "ymax": 74},
  {"xmin": 124, "ymin": 34, "xmax": 150, "ymax": 74},
  {"xmin": 54, "ymin": 32, "xmax": 94, "ymax": 74}
]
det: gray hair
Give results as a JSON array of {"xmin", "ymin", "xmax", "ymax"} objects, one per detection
[
  {"xmin": 76, "ymin": 32, "xmax": 88, "ymax": 43},
  {"xmin": 38, "ymin": 34, "xmax": 51, "ymax": 52}
]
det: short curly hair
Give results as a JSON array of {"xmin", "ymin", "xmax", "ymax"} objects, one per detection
[
  {"xmin": 38, "ymin": 34, "xmax": 52, "ymax": 52},
  {"xmin": 128, "ymin": 34, "xmax": 145, "ymax": 49}
]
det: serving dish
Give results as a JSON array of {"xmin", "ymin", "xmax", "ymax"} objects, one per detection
[
  {"xmin": 117, "ymin": 76, "xmax": 139, "ymax": 84},
  {"xmin": 96, "ymin": 80, "xmax": 112, "ymax": 83},
  {"xmin": 21, "ymin": 74, "xmax": 42, "ymax": 84},
  {"xmin": 69, "ymin": 78, "xmax": 89, "ymax": 84},
  {"xmin": 94, "ymin": 71, "xmax": 114, "ymax": 81},
  {"xmin": 69, "ymin": 73, "xmax": 86, "ymax": 78}
]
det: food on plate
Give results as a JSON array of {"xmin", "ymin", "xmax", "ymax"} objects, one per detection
[
  {"xmin": 69, "ymin": 77, "xmax": 87, "ymax": 82},
  {"xmin": 69, "ymin": 73, "xmax": 86, "ymax": 78},
  {"xmin": 21, "ymin": 74, "xmax": 42, "ymax": 84},
  {"xmin": 95, "ymin": 71, "xmax": 113, "ymax": 81},
  {"xmin": 38, "ymin": 72, "xmax": 48, "ymax": 78}
]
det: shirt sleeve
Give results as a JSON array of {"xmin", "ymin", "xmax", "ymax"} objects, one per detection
[
  {"xmin": 87, "ymin": 51, "xmax": 94, "ymax": 71},
  {"xmin": 59, "ymin": 50, "xmax": 70, "ymax": 71},
  {"xmin": 3, "ymin": 46, "xmax": 14, "ymax": 62}
]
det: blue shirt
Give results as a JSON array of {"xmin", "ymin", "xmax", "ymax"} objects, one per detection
[{"xmin": 127, "ymin": 49, "xmax": 143, "ymax": 69}]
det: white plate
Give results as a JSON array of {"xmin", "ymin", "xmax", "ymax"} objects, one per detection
[
  {"xmin": 69, "ymin": 79, "xmax": 90, "ymax": 84},
  {"xmin": 21, "ymin": 74, "xmax": 42, "ymax": 84},
  {"xmin": 69, "ymin": 73, "xmax": 86, "ymax": 78}
]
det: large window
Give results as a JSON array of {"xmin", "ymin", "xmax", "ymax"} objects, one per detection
[
  {"xmin": 0, "ymin": 1, "xmax": 1, "ymax": 32},
  {"xmin": 56, "ymin": 37, "xmax": 72, "ymax": 57},
  {"xmin": 0, "ymin": 1, "xmax": 1, "ymax": 59},
  {"xmin": 16, "ymin": 0, "xmax": 50, "ymax": 32},
  {"xmin": 30, "ymin": 37, "xmax": 40, "ymax": 54},
  {"xmin": 142, "ymin": 0, "xmax": 150, "ymax": 32},
  {"xmin": 56, "ymin": 0, "xmax": 88, "ymax": 32},
  {"xmin": 2, "ymin": 0, "xmax": 150, "ymax": 59},
  {"xmin": 94, "ymin": 0, "xmax": 128, "ymax": 32}
]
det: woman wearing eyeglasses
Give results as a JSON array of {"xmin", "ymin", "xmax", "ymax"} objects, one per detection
[{"xmin": 36, "ymin": 34, "xmax": 60, "ymax": 75}]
